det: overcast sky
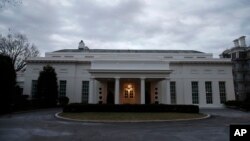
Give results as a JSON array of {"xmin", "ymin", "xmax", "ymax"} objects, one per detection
[{"xmin": 0, "ymin": 0, "xmax": 250, "ymax": 57}]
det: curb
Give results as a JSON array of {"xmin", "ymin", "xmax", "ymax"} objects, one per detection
[
  {"xmin": 13, "ymin": 108, "xmax": 58, "ymax": 114},
  {"xmin": 55, "ymin": 112, "xmax": 211, "ymax": 123},
  {"xmin": 0, "ymin": 108, "xmax": 61, "ymax": 117}
]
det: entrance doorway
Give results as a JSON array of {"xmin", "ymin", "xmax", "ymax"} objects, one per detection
[{"xmin": 106, "ymin": 81, "xmax": 114, "ymax": 104}]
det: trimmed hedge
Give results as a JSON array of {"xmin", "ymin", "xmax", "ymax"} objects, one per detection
[
  {"xmin": 58, "ymin": 96, "xmax": 69, "ymax": 107},
  {"xmin": 63, "ymin": 104, "xmax": 199, "ymax": 113},
  {"xmin": 224, "ymin": 100, "xmax": 250, "ymax": 111}
]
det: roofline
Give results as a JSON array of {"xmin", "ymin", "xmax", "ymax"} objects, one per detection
[
  {"xmin": 26, "ymin": 58, "xmax": 231, "ymax": 64},
  {"xmin": 53, "ymin": 49, "xmax": 205, "ymax": 54},
  {"xmin": 88, "ymin": 69, "xmax": 172, "ymax": 73},
  {"xmin": 170, "ymin": 60, "xmax": 232, "ymax": 64},
  {"xmin": 26, "ymin": 59, "xmax": 90, "ymax": 64}
]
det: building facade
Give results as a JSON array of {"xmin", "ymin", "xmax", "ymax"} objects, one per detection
[
  {"xmin": 220, "ymin": 36, "xmax": 250, "ymax": 101},
  {"xmin": 23, "ymin": 41, "xmax": 235, "ymax": 108}
]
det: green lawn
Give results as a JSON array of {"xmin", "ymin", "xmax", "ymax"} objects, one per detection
[{"xmin": 59, "ymin": 112, "xmax": 206, "ymax": 121}]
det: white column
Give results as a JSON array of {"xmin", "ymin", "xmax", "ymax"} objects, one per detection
[
  {"xmin": 88, "ymin": 78, "xmax": 94, "ymax": 104},
  {"xmin": 140, "ymin": 77, "xmax": 145, "ymax": 104},
  {"xmin": 115, "ymin": 77, "xmax": 120, "ymax": 104},
  {"xmin": 165, "ymin": 78, "xmax": 171, "ymax": 104}
]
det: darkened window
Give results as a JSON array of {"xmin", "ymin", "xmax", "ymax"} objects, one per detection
[
  {"xmin": 205, "ymin": 81, "xmax": 213, "ymax": 104},
  {"xmin": 223, "ymin": 54, "xmax": 231, "ymax": 58},
  {"xmin": 219, "ymin": 81, "xmax": 226, "ymax": 103},
  {"xmin": 191, "ymin": 82, "xmax": 199, "ymax": 104},
  {"xmin": 239, "ymin": 52, "xmax": 246, "ymax": 59},
  {"xmin": 59, "ymin": 80, "xmax": 67, "ymax": 97},
  {"xmin": 82, "ymin": 81, "xmax": 89, "ymax": 103},
  {"xmin": 232, "ymin": 53, "xmax": 236, "ymax": 59},
  {"xmin": 31, "ymin": 80, "xmax": 38, "ymax": 98},
  {"xmin": 170, "ymin": 81, "xmax": 176, "ymax": 104}
]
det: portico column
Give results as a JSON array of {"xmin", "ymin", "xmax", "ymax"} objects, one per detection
[
  {"xmin": 165, "ymin": 78, "xmax": 171, "ymax": 104},
  {"xmin": 88, "ymin": 78, "xmax": 94, "ymax": 104},
  {"xmin": 115, "ymin": 77, "xmax": 120, "ymax": 104},
  {"xmin": 140, "ymin": 77, "xmax": 145, "ymax": 104}
]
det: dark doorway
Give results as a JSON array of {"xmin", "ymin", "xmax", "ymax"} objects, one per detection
[
  {"xmin": 106, "ymin": 81, "xmax": 115, "ymax": 104},
  {"xmin": 145, "ymin": 81, "xmax": 151, "ymax": 104}
]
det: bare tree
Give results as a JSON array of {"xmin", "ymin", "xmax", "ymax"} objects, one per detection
[{"xmin": 0, "ymin": 32, "xmax": 40, "ymax": 71}]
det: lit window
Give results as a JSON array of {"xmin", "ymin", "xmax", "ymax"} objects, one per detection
[{"xmin": 124, "ymin": 84, "xmax": 134, "ymax": 98}]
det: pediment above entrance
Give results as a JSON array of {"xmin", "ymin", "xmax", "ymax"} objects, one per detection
[
  {"xmin": 90, "ymin": 60, "xmax": 170, "ymax": 71},
  {"xmin": 90, "ymin": 67, "xmax": 171, "ymax": 79}
]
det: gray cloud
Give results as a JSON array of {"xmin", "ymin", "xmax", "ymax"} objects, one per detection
[{"xmin": 0, "ymin": 0, "xmax": 250, "ymax": 57}]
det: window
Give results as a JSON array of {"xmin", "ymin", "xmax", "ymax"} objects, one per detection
[
  {"xmin": 204, "ymin": 69, "xmax": 212, "ymax": 74},
  {"xmin": 85, "ymin": 56, "xmax": 94, "ymax": 58},
  {"xmin": 31, "ymin": 80, "xmax": 38, "ymax": 98},
  {"xmin": 64, "ymin": 56, "xmax": 73, "ymax": 58},
  {"xmin": 124, "ymin": 84, "xmax": 134, "ymax": 98},
  {"xmin": 170, "ymin": 81, "xmax": 176, "ymax": 104},
  {"xmin": 191, "ymin": 70, "xmax": 198, "ymax": 74},
  {"xmin": 125, "ymin": 90, "xmax": 128, "ymax": 98},
  {"xmin": 82, "ymin": 81, "xmax": 89, "ymax": 103},
  {"xmin": 239, "ymin": 52, "xmax": 246, "ymax": 59},
  {"xmin": 232, "ymin": 53, "xmax": 236, "ymax": 59},
  {"xmin": 219, "ymin": 82, "xmax": 226, "ymax": 103},
  {"xmin": 129, "ymin": 91, "xmax": 134, "ymax": 98},
  {"xmin": 191, "ymin": 82, "xmax": 199, "ymax": 104},
  {"xmin": 184, "ymin": 56, "xmax": 193, "ymax": 58},
  {"xmin": 218, "ymin": 70, "xmax": 225, "ymax": 74},
  {"xmin": 32, "ymin": 68, "xmax": 40, "ymax": 73},
  {"xmin": 164, "ymin": 56, "xmax": 173, "ymax": 58},
  {"xmin": 59, "ymin": 69, "xmax": 68, "ymax": 73},
  {"xmin": 59, "ymin": 80, "xmax": 67, "ymax": 97},
  {"xmin": 205, "ymin": 81, "xmax": 213, "ymax": 104}
]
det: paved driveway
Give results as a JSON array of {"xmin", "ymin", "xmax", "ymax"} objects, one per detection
[{"xmin": 0, "ymin": 108, "xmax": 250, "ymax": 141}]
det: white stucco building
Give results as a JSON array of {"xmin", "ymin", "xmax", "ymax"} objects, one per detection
[{"xmin": 23, "ymin": 41, "xmax": 235, "ymax": 108}]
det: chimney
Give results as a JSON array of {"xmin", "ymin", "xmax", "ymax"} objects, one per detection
[
  {"xmin": 239, "ymin": 36, "xmax": 246, "ymax": 47},
  {"xmin": 233, "ymin": 39, "xmax": 239, "ymax": 47},
  {"xmin": 78, "ymin": 40, "xmax": 85, "ymax": 49}
]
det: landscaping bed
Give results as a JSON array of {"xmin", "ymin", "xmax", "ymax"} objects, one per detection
[
  {"xmin": 63, "ymin": 104, "xmax": 199, "ymax": 113},
  {"xmin": 59, "ymin": 112, "xmax": 205, "ymax": 121},
  {"xmin": 224, "ymin": 100, "xmax": 250, "ymax": 111}
]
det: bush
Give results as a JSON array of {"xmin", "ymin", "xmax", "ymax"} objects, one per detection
[
  {"xmin": 37, "ymin": 65, "xmax": 58, "ymax": 107},
  {"xmin": 224, "ymin": 100, "xmax": 242, "ymax": 107},
  {"xmin": 239, "ymin": 102, "xmax": 250, "ymax": 111},
  {"xmin": 58, "ymin": 96, "xmax": 69, "ymax": 107},
  {"xmin": 0, "ymin": 54, "xmax": 16, "ymax": 114},
  {"xmin": 224, "ymin": 100, "xmax": 250, "ymax": 111},
  {"xmin": 63, "ymin": 104, "xmax": 199, "ymax": 113}
]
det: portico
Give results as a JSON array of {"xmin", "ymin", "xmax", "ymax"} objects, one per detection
[{"xmin": 88, "ymin": 69, "xmax": 172, "ymax": 104}]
